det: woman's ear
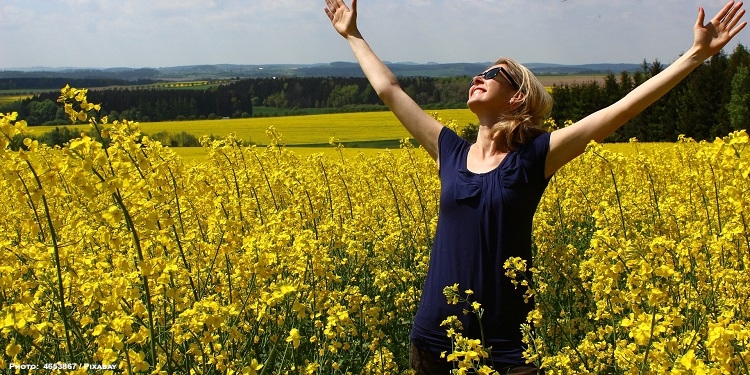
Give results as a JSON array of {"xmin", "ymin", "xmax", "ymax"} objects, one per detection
[{"xmin": 509, "ymin": 91, "xmax": 526, "ymax": 110}]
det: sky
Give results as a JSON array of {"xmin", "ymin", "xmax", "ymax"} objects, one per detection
[{"xmin": 1, "ymin": 0, "xmax": 748, "ymax": 69}]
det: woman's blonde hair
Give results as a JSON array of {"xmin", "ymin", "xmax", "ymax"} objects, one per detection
[{"xmin": 491, "ymin": 57, "xmax": 553, "ymax": 151}]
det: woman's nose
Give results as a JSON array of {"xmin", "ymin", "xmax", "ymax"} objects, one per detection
[{"xmin": 471, "ymin": 75, "xmax": 483, "ymax": 87}]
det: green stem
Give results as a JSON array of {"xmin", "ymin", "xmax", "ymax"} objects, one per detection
[
  {"xmin": 319, "ymin": 159, "xmax": 335, "ymax": 221},
  {"xmin": 22, "ymin": 161, "xmax": 75, "ymax": 363},
  {"xmin": 112, "ymin": 190, "xmax": 158, "ymax": 365},
  {"xmin": 252, "ymin": 150, "xmax": 278, "ymax": 211},
  {"xmin": 15, "ymin": 172, "xmax": 46, "ymax": 242},
  {"xmin": 639, "ymin": 308, "xmax": 658, "ymax": 373},
  {"xmin": 593, "ymin": 151, "xmax": 628, "ymax": 240}
]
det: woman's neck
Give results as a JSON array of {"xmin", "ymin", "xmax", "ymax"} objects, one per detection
[{"xmin": 475, "ymin": 124, "xmax": 510, "ymax": 155}]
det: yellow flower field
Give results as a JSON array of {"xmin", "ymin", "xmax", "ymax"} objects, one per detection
[
  {"xmin": 518, "ymin": 133, "xmax": 750, "ymax": 374},
  {"xmin": 1, "ymin": 87, "xmax": 749, "ymax": 374}
]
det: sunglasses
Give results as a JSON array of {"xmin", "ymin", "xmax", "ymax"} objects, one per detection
[{"xmin": 471, "ymin": 66, "xmax": 520, "ymax": 90}]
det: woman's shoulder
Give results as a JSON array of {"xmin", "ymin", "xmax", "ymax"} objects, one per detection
[
  {"xmin": 437, "ymin": 127, "xmax": 471, "ymax": 171},
  {"xmin": 439, "ymin": 127, "xmax": 470, "ymax": 154},
  {"xmin": 502, "ymin": 131, "xmax": 551, "ymax": 184},
  {"xmin": 517, "ymin": 131, "xmax": 551, "ymax": 157}
]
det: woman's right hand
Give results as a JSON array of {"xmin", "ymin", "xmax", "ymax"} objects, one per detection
[{"xmin": 324, "ymin": 0, "xmax": 360, "ymax": 39}]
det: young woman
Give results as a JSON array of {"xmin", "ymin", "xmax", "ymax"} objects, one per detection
[{"xmin": 324, "ymin": 1, "xmax": 746, "ymax": 373}]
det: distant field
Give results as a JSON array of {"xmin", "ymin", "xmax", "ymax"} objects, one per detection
[
  {"xmin": 252, "ymin": 106, "xmax": 339, "ymax": 117},
  {"xmin": 0, "ymin": 94, "xmax": 32, "ymax": 104},
  {"xmin": 29, "ymin": 109, "xmax": 477, "ymax": 146},
  {"xmin": 536, "ymin": 74, "xmax": 606, "ymax": 86},
  {"xmin": 25, "ymin": 102, "xmax": 660, "ymax": 167}
]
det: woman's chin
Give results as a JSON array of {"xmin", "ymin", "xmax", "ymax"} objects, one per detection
[{"xmin": 466, "ymin": 98, "xmax": 485, "ymax": 113}]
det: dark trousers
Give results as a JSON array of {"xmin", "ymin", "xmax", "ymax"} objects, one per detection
[{"xmin": 410, "ymin": 343, "xmax": 544, "ymax": 375}]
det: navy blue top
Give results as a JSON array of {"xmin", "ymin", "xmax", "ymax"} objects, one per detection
[{"xmin": 410, "ymin": 127, "xmax": 551, "ymax": 365}]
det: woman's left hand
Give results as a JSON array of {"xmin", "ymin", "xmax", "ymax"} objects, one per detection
[{"xmin": 693, "ymin": 1, "xmax": 747, "ymax": 59}]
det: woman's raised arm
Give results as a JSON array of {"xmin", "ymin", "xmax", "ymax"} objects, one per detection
[
  {"xmin": 324, "ymin": 0, "xmax": 443, "ymax": 160},
  {"xmin": 545, "ymin": 1, "xmax": 747, "ymax": 178}
]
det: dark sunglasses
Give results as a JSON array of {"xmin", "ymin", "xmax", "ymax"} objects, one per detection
[{"xmin": 470, "ymin": 66, "xmax": 520, "ymax": 90}]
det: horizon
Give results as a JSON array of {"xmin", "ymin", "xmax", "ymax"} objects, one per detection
[{"xmin": 1, "ymin": 61, "xmax": 647, "ymax": 72}]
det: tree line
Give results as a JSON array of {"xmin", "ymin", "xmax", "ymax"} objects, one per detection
[
  {"xmin": 10, "ymin": 85, "xmax": 254, "ymax": 124},
  {"xmin": 3, "ymin": 44, "xmax": 750, "ymax": 143},
  {"xmin": 553, "ymin": 45, "xmax": 750, "ymax": 141},
  {"xmin": 243, "ymin": 76, "xmax": 469, "ymax": 109}
]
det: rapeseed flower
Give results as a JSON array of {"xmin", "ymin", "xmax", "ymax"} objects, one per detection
[
  {"xmin": 1, "ymin": 87, "xmax": 748, "ymax": 374},
  {"xmin": 286, "ymin": 328, "xmax": 302, "ymax": 349}
]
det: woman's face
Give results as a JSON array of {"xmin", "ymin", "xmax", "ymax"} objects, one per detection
[{"xmin": 467, "ymin": 64, "xmax": 519, "ymax": 114}]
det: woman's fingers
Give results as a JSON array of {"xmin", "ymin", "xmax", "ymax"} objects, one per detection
[{"xmin": 714, "ymin": 1, "xmax": 745, "ymax": 31}]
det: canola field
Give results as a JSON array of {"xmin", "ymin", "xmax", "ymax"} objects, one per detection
[
  {"xmin": 1, "ymin": 87, "xmax": 749, "ymax": 374},
  {"xmin": 30, "ymin": 109, "xmax": 478, "ymax": 147}
]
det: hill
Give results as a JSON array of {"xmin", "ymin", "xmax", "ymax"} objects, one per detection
[{"xmin": 1, "ymin": 62, "xmax": 642, "ymax": 82}]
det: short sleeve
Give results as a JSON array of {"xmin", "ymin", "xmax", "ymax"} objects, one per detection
[
  {"xmin": 438, "ymin": 127, "xmax": 465, "ymax": 161},
  {"xmin": 438, "ymin": 127, "xmax": 468, "ymax": 175},
  {"xmin": 518, "ymin": 132, "xmax": 551, "ymax": 182}
]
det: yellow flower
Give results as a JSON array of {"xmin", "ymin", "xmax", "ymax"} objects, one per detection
[
  {"xmin": 443, "ymin": 283, "xmax": 461, "ymax": 305},
  {"xmin": 129, "ymin": 350, "xmax": 149, "ymax": 372},
  {"xmin": 286, "ymin": 328, "xmax": 302, "ymax": 349},
  {"xmin": 241, "ymin": 359, "xmax": 263, "ymax": 375},
  {"xmin": 678, "ymin": 349, "xmax": 697, "ymax": 370},
  {"xmin": 5, "ymin": 340, "xmax": 21, "ymax": 357}
]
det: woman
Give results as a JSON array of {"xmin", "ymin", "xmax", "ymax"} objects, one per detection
[{"xmin": 323, "ymin": 1, "xmax": 746, "ymax": 373}]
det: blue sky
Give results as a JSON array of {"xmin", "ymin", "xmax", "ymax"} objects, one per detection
[{"xmin": 0, "ymin": 0, "xmax": 747, "ymax": 69}]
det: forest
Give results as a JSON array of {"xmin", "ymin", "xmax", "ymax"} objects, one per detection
[{"xmin": 3, "ymin": 44, "xmax": 750, "ymax": 143}]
